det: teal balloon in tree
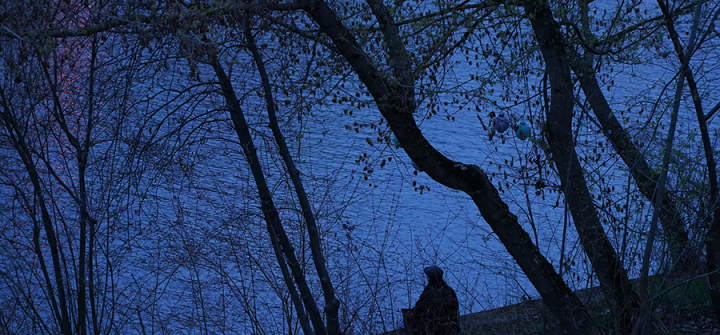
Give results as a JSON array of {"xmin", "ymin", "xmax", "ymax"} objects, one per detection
[{"xmin": 515, "ymin": 121, "xmax": 531, "ymax": 140}]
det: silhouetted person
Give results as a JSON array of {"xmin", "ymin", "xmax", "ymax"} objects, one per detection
[{"xmin": 402, "ymin": 265, "xmax": 460, "ymax": 335}]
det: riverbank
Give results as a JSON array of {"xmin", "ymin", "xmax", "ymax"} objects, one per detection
[{"xmin": 379, "ymin": 276, "xmax": 719, "ymax": 334}]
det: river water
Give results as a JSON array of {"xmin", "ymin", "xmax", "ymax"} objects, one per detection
[{"xmin": 120, "ymin": 5, "xmax": 720, "ymax": 333}]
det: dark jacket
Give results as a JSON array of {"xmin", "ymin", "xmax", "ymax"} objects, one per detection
[{"xmin": 407, "ymin": 280, "xmax": 460, "ymax": 335}]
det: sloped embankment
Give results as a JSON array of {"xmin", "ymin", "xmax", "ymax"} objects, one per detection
[{"xmin": 379, "ymin": 277, "xmax": 719, "ymax": 335}]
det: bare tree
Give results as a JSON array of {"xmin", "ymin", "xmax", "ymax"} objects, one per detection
[{"xmin": 3, "ymin": 0, "xmax": 720, "ymax": 334}]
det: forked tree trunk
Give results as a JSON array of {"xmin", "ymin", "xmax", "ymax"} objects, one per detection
[
  {"xmin": 567, "ymin": 52, "xmax": 692, "ymax": 271},
  {"xmin": 243, "ymin": 18, "xmax": 341, "ymax": 334},
  {"xmin": 522, "ymin": 1, "xmax": 640, "ymax": 333},
  {"xmin": 656, "ymin": 0, "xmax": 720, "ymax": 322},
  {"xmin": 208, "ymin": 47, "xmax": 326, "ymax": 335}
]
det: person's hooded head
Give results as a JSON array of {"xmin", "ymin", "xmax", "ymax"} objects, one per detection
[{"xmin": 424, "ymin": 265, "xmax": 445, "ymax": 285}]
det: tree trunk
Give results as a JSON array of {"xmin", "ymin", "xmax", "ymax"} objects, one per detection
[
  {"xmin": 243, "ymin": 18, "xmax": 341, "ymax": 334},
  {"xmin": 567, "ymin": 52, "xmax": 692, "ymax": 271},
  {"xmin": 522, "ymin": 1, "xmax": 640, "ymax": 333},
  {"xmin": 0, "ymin": 106, "xmax": 73, "ymax": 335},
  {"xmin": 208, "ymin": 48, "xmax": 325, "ymax": 335},
  {"xmin": 656, "ymin": 0, "xmax": 720, "ymax": 321}
]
